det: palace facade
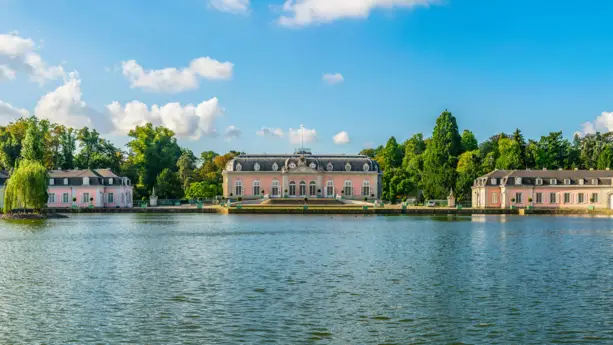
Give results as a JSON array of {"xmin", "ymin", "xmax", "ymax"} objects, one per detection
[
  {"xmin": 47, "ymin": 169, "xmax": 134, "ymax": 208},
  {"xmin": 472, "ymin": 169, "xmax": 613, "ymax": 209},
  {"xmin": 222, "ymin": 151, "xmax": 382, "ymax": 200}
]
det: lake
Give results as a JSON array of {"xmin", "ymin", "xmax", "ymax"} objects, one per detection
[{"xmin": 0, "ymin": 214, "xmax": 612, "ymax": 344}]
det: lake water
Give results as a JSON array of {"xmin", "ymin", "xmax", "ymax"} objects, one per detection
[{"xmin": 1, "ymin": 214, "xmax": 612, "ymax": 344}]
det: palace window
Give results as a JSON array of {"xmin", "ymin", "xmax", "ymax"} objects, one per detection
[
  {"xmin": 48, "ymin": 193, "xmax": 56, "ymax": 203},
  {"xmin": 289, "ymin": 181, "xmax": 296, "ymax": 196},
  {"xmin": 64, "ymin": 178, "xmax": 68, "ymax": 185},
  {"xmin": 362, "ymin": 180, "xmax": 370, "ymax": 196},
  {"xmin": 577, "ymin": 193, "xmax": 584, "ymax": 203},
  {"xmin": 550, "ymin": 179, "xmax": 557, "ymax": 185},
  {"xmin": 309, "ymin": 162, "xmax": 317, "ymax": 169},
  {"xmin": 82, "ymin": 192, "xmax": 90, "ymax": 203},
  {"xmin": 344, "ymin": 181, "xmax": 353, "ymax": 196},
  {"xmin": 83, "ymin": 177, "xmax": 90, "ymax": 185},
  {"xmin": 299, "ymin": 181, "xmax": 306, "ymax": 196},
  {"xmin": 289, "ymin": 162, "xmax": 297, "ymax": 169},
  {"xmin": 564, "ymin": 192, "xmax": 571, "ymax": 204},
  {"xmin": 309, "ymin": 181, "xmax": 317, "ymax": 196},
  {"xmin": 535, "ymin": 193, "xmax": 543, "ymax": 204},
  {"xmin": 108, "ymin": 178, "xmax": 114, "ymax": 185},
  {"xmin": 271, "ymin": 180, "xmax": 279, "ymax": 197},
  {"xmin": 327, "ymin": 162, "xmax": 334, "ymax": 171},
  {"xmin": 235, "ymin": 180, "xmax": 243, "ymax": 196},
  {"xmin": 492, "ymin": 192, "xmax": 498, "ymax": 204},
  {"xmin": 592, "ymin": 178, "xmax": 599, "ymax": 185},
  {"xmin": 550, "ymin": 193, "xmax": 557, "ymax": 204},
  {"xmin": 514, "ymin": 192, "xmax": 523, "ymax": 204},
  {"xmin": 491, "ymin": 178, "xmax": 498, "ymax": 185},
  {"xmin": 49, "ymin": 178, "xmax": 54, "ymax": 185},
  {"xmin": 254, "ymin": 163, "xmax": 260, "ymax": 172},
  {"xmin": 272, "ymin": 162, "xmax": 279, "ymax": 171},
  {"xmin": 326, "ymin": 181, "xmax": 334, "ymax": 197},
  {"xmin": 345, "ymin": 162, "xmax": 352, "ymax": 172},
  {"xmin": 535, "ymin": 178, "xmax": 543, "ymax": 185},
  {"xmin": 564, "ymin": 179, "xmax": 571, "ymax": 185},
  {"xmin": 579, "ymin": 178, "xmax": 585, "ymax": 185},
  {"xmin": 515, "ymin": 177, "xmax": 522, "ymax": 185},
  {"xmin": 363, "ymin": 163, "xmax": 370, "ymax": 172},
  {"xmin": 253, "ymin": 180, "xmax": 261, "ymax": 196},
  {"xmin": 62, "ymin": 193, "xmax": 69, "ymax": 204},
  {"xmin": 592, "ymin": 193, "xmax": 599, "ymax": 203},
  {"xmin": 108, "ymin": 193, "xmax": 114, "ymax": 203}
]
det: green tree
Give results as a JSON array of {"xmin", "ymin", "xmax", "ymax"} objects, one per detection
[
  {"xmin": 456, "ymin": 150, "xmax": 481, "ymax": 201},
  {"xmin": 177, "ymin": 149, "xmax": 198, "ymax": 190},
  {"xmin": 421, "ymin": 110, "xmax": 462, "ymax": 199},
  {"xmin": 3, "ymin": 159, "xmax": 48, "ymax": 213},
  {"xmin": 537, "ymin": 131, "xmax": 568, "ymax": 169},
  {"xmin": 59, "ymin": 127, "xmax": 76, "ymax": 169},
  {"xmin": 76, "ymin": 127, "xmax": 101, "ymax": 168},
  {"xmin": 359, "ymin": 148, "xmax": 376, "ymax": 158},
  {"xmin": 21, "ymin": 117, "xmax": 46, "ymax": 163},
  {"xmin": 512, "ymin": 128, "xmax": 527, "ymax": 167},
  {"xmin": 155, "ymin": 168, "xmax": 183, "ymax": 199},
  {"xmin": 185, "ymin": 181, "xmax": 220, "ymax": 199},
  {"xmin": 597, "ymin": 145, "xmax": 613, "ymax": 170},
  {"xmin": 382, "ymin": 136, "xmax": 402, "ymax": 169},
  {"xmin": 461, "ymin": 130, "xmax": 478, "ymax": 152},
  {"xmin": 495, "ymin": 137, "xmax": 523, "ymax": 170},
  {"xmin": 402, "ymin": 133, "xmax": 426, "ymax": 168},
  {"xmin": 127, "ymin": 123, "xmax": 182, "ymax": 191}
]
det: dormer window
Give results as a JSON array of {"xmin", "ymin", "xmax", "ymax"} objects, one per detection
[
  {"xmin": 564, "ymin": 179, "xmax": 571, "ymax": 185},
  {"xmin": 254, "ymin": 162, "xmax": 260, "ymax": 172},
  {"xmin": 327, "ymin": 162, "xmax": 334, "ymax": 171},
  {"xmin": 515, "ymin": 177, "xmax": 522, "ymax": 185},
  {"xmin": 83, "ymin": 177, "xmax": 90, "ymax": 185},
  {"xmin": 550, "ymin": 179, "xmax": 557, "ymax": 185},
  {"xmin": 345, "ymin": 162, "xmax": 352, "ymax": 171},
  {"xmin": 272, "ymin": 162, "xmax": 279, "ymax": 171},
  {"xmin": 309, "ymin": 162, "xmax": 317, "ymax": 169},
  {"xmin": 535, "ymin": 178, "xmax": 543, "ymax": 186},
  {"xmin": 363, "ymin": 163, "xmax": 370, "ymax": 172},
  {"xmin": 49, "ymin": 178, "xmax": 54, "ymax": 185},
  {"xmin": 289, "ymin": 162, "xmax": 296, "ymax": 169},
  {"xmin": 236, "ymin": 163, "xmax": 242, "ymax": 171},
  {"xmin": 108, "ymin": 178, "xmax": 113, "ymax": 185},
  {"xmin": 579, "ymin": 178, "xmax": 585, "ymax": 185},
  {"xmin": 491, "ymin": 178, "xmax": 497, "ymax": 185},
  {"xmin": 64, "ymin": 178, "xmax": 68, "ymax": 185},
  {"xmin": 592, "ymin": 178, "xmax": 598, "ymax": 185}
]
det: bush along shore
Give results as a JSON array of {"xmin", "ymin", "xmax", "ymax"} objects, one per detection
[{"xmin": 1, "ymin": 212, "xmax": 69, "ymax": 220}]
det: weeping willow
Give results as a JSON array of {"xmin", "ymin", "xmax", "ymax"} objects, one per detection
[{"xmin": 3, "ymin": 160, "xmax": 48, "ymax": 213}]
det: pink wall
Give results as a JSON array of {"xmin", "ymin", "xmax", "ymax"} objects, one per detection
[
  {"xmin": 504, "ymin": 187, "xmax": 608, "ymax": 208},
  {"xmin": 47, "ymin": 186, "xmax": 134, "ymax": 208},
  {"xmin": 486, "ymin": 187, "xmax": 502, "ymax": 208}
]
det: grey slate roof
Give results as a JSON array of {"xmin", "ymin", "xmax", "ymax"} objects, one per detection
[
  {"xmin": 475, "ymin": 169, "xmax": 613, "ymax": 187},
  {"xmin": 227, "ymin": 153, "xmax": 381, "ymax": 173}
]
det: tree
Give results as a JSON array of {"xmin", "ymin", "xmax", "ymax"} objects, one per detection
[
  {"xmin": 76, "ymin": 127, "xmax": 101, "ymax": 168},
  {"xmin": 359, "ymin": 148, "xmax": 376, "ymax": 158},
  {"xmin": 537, "ymin": 131, "xmax": 568, "ymax": 169},
  {"xmin": 59, "ymin": 127, "xmax": 76, "ymax": 169},
  {"xmin": 456, "ymin": 150, "xmax": 481, "ymax": 201},
  {"xmin": 127, "ymin": 123, "xmax": 182, "ymax": 191},
  {"xmin": 402, "ymin": 133, "xmax": 426, "ymax": 168},
  {"xmin": 177, "ymin": 149, "xmax": 197, "ymax": 190},
  {"xmin": 382, "ymin": 136, "xmax": 402, "ymax": 169},
  {"xmin": 597, "ymin": 145, "xmax": 613, "ymax": 170},
  {"xmin": 0, "ymin": 118, "xmax": 30, "ymax": 170},
  {"xmin": 495, "ymin": 138, "xmax": 523, "ymax": 170},
  {"xmin": 185, "ymin": 181, "xmax": 220, "ymax": 199},
  {"xmin": 155, "ymin": 168, "xmax": 183, "ymax": 199},
  {"xmin": 461, "ymin": 130, "xmax": 478, "ymax": 152},
  {"xmin": 3, "ymin": 159, "xmax": 48, "ymax": 213},
  {"xmin": 21, "ymin": 117, "xmax": 46, "ymax": 163},
  {"xmin": 512, "ymin": 128, "xmax": 527, "ymax": 167},
  {"xmin": 421, "ymin": 110, "xmax": 462, "ymax": 199}
]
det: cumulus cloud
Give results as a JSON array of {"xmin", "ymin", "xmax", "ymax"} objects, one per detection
[
  {"xmin": 225, "ymin": 125, "xmax": 242, "ymax": 140},
  {"xmin": 0, "ymin": 100, "xmax": 29, "ymax": 124},
  {"xmin": 35, "ymin": 72, "xmax": 112, "ymax": 132},
  {"xmin": 577, "ymin": 111, "xmax": 613, "ymax": 137},
  {"xmin": 323, "ymin": 73, "xmax": 344, "ymax": 85},
  {"xmin": 121, "ymin": 57, "xmax": 233, "ymax": 93},
  {"xmin": 107, "ymin": 97, "xmax": 224, "ymax": 139},
  {"xmin": 210, "ymin": 0, "xmax": 250, "ymax": 14},
  {"xmin": 333, "ymin": 130, "xmax": 350, "ymax": 144},
  {"xmin": 288, "ymin": 126, "xmax": 317, "ymax": 145},
  {"xmin": 0, "ymin": 32, "xmax": 65, "ymax": 84},
  {"xmin": 256, "ymin": 127, "xmax": 285, "ymax": 137},
  {"xmin": 278, "ymin": 0, "xmax": 436, "ymax": 27}
]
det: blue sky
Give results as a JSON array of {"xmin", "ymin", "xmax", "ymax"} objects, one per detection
[{"xmin": 1, "ymin": 0, "xmax": 613, "ymax": 155}]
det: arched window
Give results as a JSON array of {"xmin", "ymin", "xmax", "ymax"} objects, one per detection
[
  {"xmin": 271, "ymin": 180, "xmax": 280, "ymax": 197},
  {"xmin": 235, "ymin": 180, "xmax": 243, "ymax": 196},
  {"xmin": 253, "ymin": 180, "xmax": 261, "ymax": 196},
  {"xmin": 326, "ymin": 181, "xmax": 334, "ymax": 197},
  {"xmin": 344, "ymin": 180, "xmax": 353, "ymax": 196},
  {"xmin": 289, "ymin": 181, "xmax": 296, "ymax": 196},
  {"xmin": 362, "ymin": 180, "xmax": 371, "ymax": 196},
  {"xmin": 309, "ymin": 181, "xmax": 317, "ymax": 196},
  {"xmin": 299, "ymin": 181, "xmax": 307, "ymax": 196}
]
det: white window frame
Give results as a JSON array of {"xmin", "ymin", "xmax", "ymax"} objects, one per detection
[
  {"xmin": 535, "ymin": 178, "xmax": 542, "ymax": 186},
  {"xmin": 491, "ymin": 178, "xmax": 497, "ymax": 185},
  {"xmin": 309, "ymin": 181, "xmax": 317, "ymax": 196},
  {"xmin": 362, "ymin": 180, "xmax": 371, "ymax": 196},
  {"xmin": 326, "ymin": 181, "xmax": 334, "ymax": 197},
  {"xmin": 579, "ymin": 178, "xmax": 584, "ymax": 185},
  {"xmin": 327, "ymin": 162, "xmax": 333, "ymax": 171},
  {"xmin": 564, "ymin": 192, "xmax": 571, "ymax": 204},
  {"xmin": 235, "ymin": 180, "xmax": 243, "ymax": 196},
  {"xmin": 515, "ymin": 192, "xmax": 523, "ymax": 204},
  {"xmin": 564, "ymin": 179, "xmax": 571, "ymax": 185},
  {"xmin": 535, "ymin": 192, "xmax": 543, "ymax": 204},
  {"xmin": 577, "ymin": 193, "xmax": 584, "ymax": 204},
  {"xmin": 108, "ymin": 192, "xmax": 114, "ymax": 203},
  {"xmin": 344, "ymin": 180, "xmax": 353, "ymax": 196},
  {"xmin": 83, "ymin": 177, "xmax": 90, "ymax": 185},
  {"xmin": 550, "ymin": 192, "xmax": 557, "ymax": 204},
  {"xmin": 253, "ymin": 180, "xmax": 261, "ymax": 196},
  {"xmin": 83, "ymin": 192, "xmax": 90, "ymax": 203},
  {"xmin": 550, "ymin": 179, "xmax": 557, "ymax": 185},
  {"xmin": 108, "ymin": 178, "xmax": 113, "ymax": 185},
  {"xmin": 515, "ymin": 177, "xmax": 522, "ymax": 185},
  {"xmin": 48, "ymin": 193, "xmax": 56, "ymax": 203},
  {"xmin": 592, "ymin": 193, "xmax": 599, "ymax": 203},
  {"xmin": 62, "ymin": 193, "xmax": 69, "ymax": 204},
  {"xmin": 299, "ymin": 181, "xmax": 306, "ymax": 196},
  {"xmin": 492, "ymin": 192, "xmax": 498, "ymax": 204},
  {"xmin": 289, "ymin": 181, "xmax": 296, "ymax": 196},
  {"xmin": 49, "ymin": 178, "xmax": 54, "ymax": 185},
  {"xmin": 271, "ymin": 180, "xmax": 280, "ymax": 197},
  {"xmin": 592, "ymin": 179, "xmax": 598, "ymax": 185},
  {"xmin": 64, "ymin": 178, "xmax": 68, "ymax": 185}
]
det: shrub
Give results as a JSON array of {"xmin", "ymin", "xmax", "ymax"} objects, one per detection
[
  {"xmin": 261, "ymin": 190, "xmax": 265, "ymax": 194},
  {"xmin": 511, "ymin": 198, "xmax": 516, "ymax": 203},
  {"xmin": 317, "ymin": 189, "xmax": 322, "ymax": 193},
  {"xmin": 304, "ymin": 197, "xmax": 308, "ymax": 203},
  {"xmin": 230, "ymin": 193, "xmax": 234, "ymax": 197},
  {"xmin": 89, "ymin": 197, "xmax": 94, "ymax": 202},
  {"xmin": 72, "ymin": 197, "xmax": 77, "ymax": 202},
  {"xmin": 528, "ymin": 197, "xmax": 533, "ymax": 203},
  {"xmin": 371, "ymin": 193, "xmax": 375, "ymax": 198},
  {"xmin": 238, "ymin": 197, "xmax": 242, "ymax": 202},
  {"xmin": 364, "ymin": 197, "xmax": 368, "ymax": 201}
]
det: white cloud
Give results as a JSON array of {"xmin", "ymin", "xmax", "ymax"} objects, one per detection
[
  {"xmin": 323, "ymin": 72, "xmax": 344, "ymax": 85},
  {"xmin": 107, "ymin": 97, "xmax": 224, "ymax": 139},
  {"xmin": 577, "ymin": 111, "xmax": 613, "ymax": 137},
  {"xmin": 257, "ymin": 127, "xmax": 285, "ymax": 137},
  {"xmin": 333, "ymin": 130, "xmax": 350, "ymax": 144},
  {"xmin": 0, "ymin": 32, "xmax": 65, "ymax": 84},
  {"xmin": 34, "ymin": 72, "xmax": 112, "ymax": 132},
  {"xmin": 225, "ymin": 125, "xmax": 242, "ymax": 140},
  {"xmin": 0, "ymin": 100, "xmax": 29, "ymax": 124},
  {"xmin": 288, "ymin": 126, "xmax": 317, "ymax": 144},
  {"xmin": 210, "ymin": 0, "xmax": 250, "ymax": 14},
  {"xmin": 121, "ymin": 57, "xmax": 233, "ymax": 93},
  {"xmin": 279, "ymin": 0, "xmax": 436, "ymax": 27}
]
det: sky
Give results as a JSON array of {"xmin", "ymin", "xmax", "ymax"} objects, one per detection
[{"xmin": 1, "ymin": 0, "xmax": 613, "ymax": 155}]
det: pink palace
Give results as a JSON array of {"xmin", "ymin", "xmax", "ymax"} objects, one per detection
[
  {"xmin": 222, "ymin": 150, "xmax": 382, "ymax": 200},
  {"xmin": 47, "ymin": 169, "xmax": 134, "ymax": 208},
  {"xmin": 472, "ymin": 169, "xmax": 613, "ymax": 209}
]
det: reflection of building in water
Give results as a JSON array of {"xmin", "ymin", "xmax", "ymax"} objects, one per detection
[
  {"xmin": 222, "ymin": 149, "xmax": 382, "ymax": 200},
  {"xmin": 473, "ymin": 169, "xmax": 613, "ymax": 210}
]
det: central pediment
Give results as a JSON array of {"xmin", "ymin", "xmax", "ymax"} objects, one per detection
[{"xmin": 287, "ymin": 166, "xmax": 319, "ymax": 174}]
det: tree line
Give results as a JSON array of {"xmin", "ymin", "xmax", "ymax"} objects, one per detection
[
  {"xmin": 360, "ymin": 110, "xmax": 613, "ymax": 203},
  {"xmin": 0, "ymin": 116, "xmax": 240, "ymax": 201}
]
